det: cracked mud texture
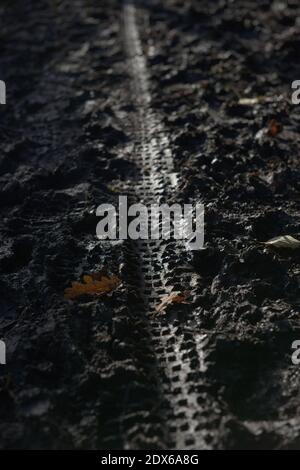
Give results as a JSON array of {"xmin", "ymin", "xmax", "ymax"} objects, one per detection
[{"xmin": 0, "ymin": 0, "xmax": 300, "ymax": 450}]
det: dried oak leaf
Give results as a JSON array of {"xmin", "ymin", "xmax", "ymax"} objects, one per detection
[
  {"xmin": 263, "ymin": 235, "xmax": 300, "ymax": 250},
  {"xmin": 64, "ymin": 273, "xmax": 121, "ymax": 300},
  {"xmin": 155, "ymin": 291, "xmax": 190, "ymax": 315}
]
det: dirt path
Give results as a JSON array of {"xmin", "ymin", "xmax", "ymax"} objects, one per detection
[{"xmin": 0, "ymin": 0, "xmax": 300, "ymax": 450}]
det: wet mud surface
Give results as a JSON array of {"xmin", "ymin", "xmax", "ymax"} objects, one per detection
[{"xmin": 0, "ymin": 0, "xmax": 300, "ymax": 449}]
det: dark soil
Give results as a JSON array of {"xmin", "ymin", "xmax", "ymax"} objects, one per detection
[{"xmin": 0, "ymin": 0, "xmax": 300, "ymax": 450}]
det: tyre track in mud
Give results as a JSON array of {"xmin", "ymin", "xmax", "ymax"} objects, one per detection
[{"xmin": 122, "ymin": 1, "xmax": 214, "ymax": 450}]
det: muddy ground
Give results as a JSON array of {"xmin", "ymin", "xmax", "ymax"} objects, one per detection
[{"xmin": 0, "ymin": 0, "xmax": 300, "ymax": 450}]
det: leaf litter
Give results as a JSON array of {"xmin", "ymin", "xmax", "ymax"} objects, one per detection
[
  {"xmin": 262, "ymin": 235, "xmax": 300, "ymax": 250},
  {"xmin": 267, "ymin": 119, "xmax": 282, "ymax": 137},
  {"xmin": 155, "ymin": 291, "xmax": 190, "ymax": 315},
  {"xmin": 64, "ymin": 272, "xmax": 121, "ymax": 300}
]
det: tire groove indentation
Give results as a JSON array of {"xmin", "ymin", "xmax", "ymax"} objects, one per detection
[{"xmin": 123, "ymin": 1, "xmax": 211, "ymax": 449}]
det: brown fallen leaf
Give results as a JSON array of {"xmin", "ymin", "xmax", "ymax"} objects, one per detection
[
  {"xmin": 64, "ymin": 272, "xmax": 121, "ymax": 300},
  {"xmin": 267, "ymin": 119, "xmax": 281, "ymax": 137},
  {"xmin": 155, "ymin": 291, "xmax": 190, "ymax": 315}
]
